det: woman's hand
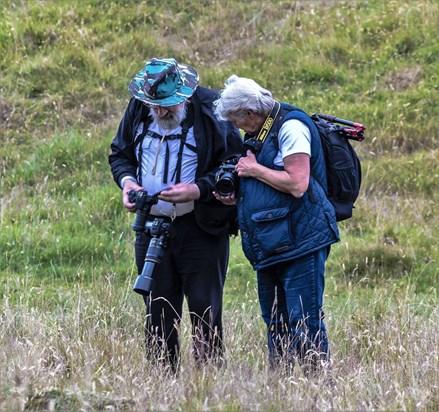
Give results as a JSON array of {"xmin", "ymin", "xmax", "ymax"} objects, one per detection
[
  {"xmin": 213, "ymin": 191, "xmax": 237, "ymax": 205},
  {"xmin": 236, "ymin": 150, "xmax": 260, "ymax": 177}
]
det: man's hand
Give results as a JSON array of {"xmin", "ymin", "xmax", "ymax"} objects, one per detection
[
  {"xmin": 158, "ymin": 183, "xmax": 200, "ymax": 203},
  {"xmin": 122, "ymin": 179, "xmax": 143, "ymax": 212}
]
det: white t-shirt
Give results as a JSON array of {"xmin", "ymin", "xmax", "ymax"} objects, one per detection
[
  {"xmin": 273, "ymin": 119, "xmax": 311, "ymax": 166},
  {"xmin": 134, "ymin": 119, "xmax": 197, "ymax": 217}
]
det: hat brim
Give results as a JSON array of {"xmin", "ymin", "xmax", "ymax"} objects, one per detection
[{"xmin": 128, "ymin": 63, "xmax": 199, "ymax": 107}]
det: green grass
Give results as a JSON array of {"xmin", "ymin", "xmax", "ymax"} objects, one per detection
[{"xmin": 1, "ymin": 0, "xmax": 438, "ymax": 410}]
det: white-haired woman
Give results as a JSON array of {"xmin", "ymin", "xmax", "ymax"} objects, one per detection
[{"xmin": 214, "ymin": 75, "xmax": 339, "ymax": 376}]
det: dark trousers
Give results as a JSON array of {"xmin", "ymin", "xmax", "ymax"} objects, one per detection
[{"xmin": 135, "ymin": 212, "xmax": 229, "ymax": 369}]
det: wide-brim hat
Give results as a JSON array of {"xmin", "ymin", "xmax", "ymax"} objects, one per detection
[{"xmin": 128, "ymin": 58, "xmax": 199, "ymax": 107}]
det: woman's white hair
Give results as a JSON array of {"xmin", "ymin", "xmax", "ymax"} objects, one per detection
[{"xmin": 213, "ymin": 75, "xmax": 275, "ymax": 121}]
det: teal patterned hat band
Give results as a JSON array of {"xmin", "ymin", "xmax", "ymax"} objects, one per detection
[{"xmin": 128, "ymin": 58, "xmax": 199, "ymax": 107}]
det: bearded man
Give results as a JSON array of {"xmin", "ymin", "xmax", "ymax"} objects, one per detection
[{"xmin": 109, "ymin": 58, "xmax": 242, "ymax": 371}]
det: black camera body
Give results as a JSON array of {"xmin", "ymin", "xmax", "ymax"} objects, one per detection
[
  {"xmin": 128, "ymin": 190, "xmax": 159, "ymax": 231},
  {"xmin": 214, "ymin": 158, "xmax": 239, "ymax": 197},
  {"xmin": 128, "ymin": 190, "xmax": 175, "ymax": 296}
]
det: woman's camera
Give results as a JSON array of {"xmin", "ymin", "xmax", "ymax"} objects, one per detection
[{"xmin": 214, "ymin": 158, "xmax": 239, "ymax": 197}]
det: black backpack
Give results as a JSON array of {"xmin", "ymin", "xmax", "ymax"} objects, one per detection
[
  {"xmin": 309, "ymin": 113, "xmax": 365, "ymax": 222},
  {"xmin": 250, "ymin": 105, "xmax": 365, "ymax": 222}
]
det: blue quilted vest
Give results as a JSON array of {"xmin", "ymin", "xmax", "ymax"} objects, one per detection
[{"xmin": 237, "ymin": 103, "xmax": 340, "ymax": 270}]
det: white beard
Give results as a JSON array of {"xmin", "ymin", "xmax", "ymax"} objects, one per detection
[{"xmin": 149, "ymin": 103, "xmax": 187, "ymax": 130}]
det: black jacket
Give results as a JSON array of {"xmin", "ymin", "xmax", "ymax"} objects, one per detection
[{"xmin": 109, "ymin": 86, "xmax": 243, "ymax": 236}]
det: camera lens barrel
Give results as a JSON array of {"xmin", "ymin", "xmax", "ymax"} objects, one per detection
[
  {"xmin": 129, "ymin": 190, "xmax": 159, "ymax": 232},
  {"xmin": 133, "ymin": 236, "xmax": 167, "ymax": 295},
  {"xmin": 215, "ymin": 175, "xmax": 236, "ymax": 197},
  {"xmin": 132, "ymin": 209, "xmax": 149, "ymax": 231},
  {"xmin": 214, "ymin": 159, "xmax": 239, "ymax": 197},
  {"xmin": 133, "ymin": 267, "xmax": 154, "ymax": 295}
]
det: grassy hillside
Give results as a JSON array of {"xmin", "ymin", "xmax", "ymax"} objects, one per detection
[{"xmin": 1, "ymin": 0, "xmax": 438, "ymax": 410}]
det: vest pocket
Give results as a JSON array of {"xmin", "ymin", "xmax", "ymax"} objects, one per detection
[{"xmin": 251, "ymin": 206, "xmax": 292, "ymax": 255}]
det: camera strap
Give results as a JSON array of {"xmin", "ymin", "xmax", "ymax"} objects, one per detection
[
  {"xmin": 172, "ymin": 102, "xmax": 194, "ymax": 184},
  {"xmin": 244, "ymin": 101, "xmax": 281, "ymax": 152}
]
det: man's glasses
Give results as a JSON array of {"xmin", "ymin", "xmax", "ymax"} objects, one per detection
[{"xmin": 143, "ymin": 103, "xmax": 181, "ymax": 112}]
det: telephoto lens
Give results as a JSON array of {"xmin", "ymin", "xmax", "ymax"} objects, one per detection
[
  {"xmin": 133, "ymin": 218, "xmax": 173, "ymax": 295},
  {"xmin": 133, "ymin": 236, "xmax": 167, "ymax": 295}
]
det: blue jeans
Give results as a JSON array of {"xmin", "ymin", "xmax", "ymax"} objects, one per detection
[{"xmin": 257, "ymin": 247, "xmax": 330, "ymax": 371}]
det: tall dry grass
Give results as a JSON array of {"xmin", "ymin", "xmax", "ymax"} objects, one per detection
[{"xmin": 1, "ymin": 273, "xmax": 437, "ymax": 411}]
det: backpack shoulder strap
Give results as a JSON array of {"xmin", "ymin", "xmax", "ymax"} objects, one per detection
[{"xmin": 274, "ymin": 104, "xmax": 328, "ymax": 195}]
